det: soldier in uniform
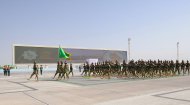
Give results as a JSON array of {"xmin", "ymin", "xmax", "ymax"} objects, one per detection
[
  {"xmin": 181, "ymin": 60, "xmax": 185, "ymax": 75},
  {"xmin": 53, "ymin": 61, "xmax": 61, "ymax": 79},
  {"xmin": 186, "ymin": 60, "xmax": 190, "ymax": 75},
  {"xmin": 114, "ymin": 60, "xmax": 121, "ymax": 77},
  {"xmin": 121, "ymin": 60, "xmax": 128, "ymax": 77},
  {"xmin": 163, "ymin": 61, "xmax": 169, "ymax": 77},
  {"xmin": 81, "ymin": 63, "xmax": 87, "ymax": 76},
  {"xmin": 86, "ymin": 63, "xmax": 90, "ymax": 76},
  {"xmin": 140, "ymin": 60, "xmax": 146, "ymax": 78},
  {"xmin": 40, "ymin": 65, "xmax": 43, "ymax": 75},
  {"xmin": 60, "ymin": 61, "xmax": 69, "ymax": 80},
  {"xmin": 94, "ymin": 63, "xmax": 99, "ymax": 76},
  {"xmin": 68, "ymin": 63, "xmax": 74, "ymax": 76},
  {"xmin": 152, "ymin": 60, "xmax": 157, "ymax": 77},
  {"xmin": 101, "ymin": 61, "xmax": 111, "ymax": 79},
  {"xmin": 100, "ymin": 62, "xmax": 105, "ymax": 77},
  {"xmin": 28, "ymin": 61, "xmax": 38, "ymax": 81},
  {"xmin": 175, "ymin": 60, "xmax": 180, "ymax": 75},
  {"xmin": 157, "ymin": 60, "xmax": 162, "ymax": 77},
  {"xmin": 149, "ymin": 60, "xmax": 154, "ymax": 78},
  {"xmin": 128, "ymin": 60, "xmax": 137, "ymax": 78},
  {"xmin": 169, "ymin": 60, "xmax": 175, "ymax": 76},
  {"xmin": 136, "ymin": 60, "xmax": 142, "ymax": 78},
  {"xmin": 89, "ymin": 63, "xmax": 95, "ymax": 77}
]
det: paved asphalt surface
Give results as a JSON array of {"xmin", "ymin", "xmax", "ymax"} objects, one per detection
[{"xmin": 0, "ymin": 70, "xmax": 190, "ymax": 105}]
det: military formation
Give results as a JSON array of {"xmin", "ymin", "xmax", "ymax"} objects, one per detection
[
  {"xmin": 81, "ymin": 60, "xmax": 190, "ymax": 79},
  {"xmin": 28, "ymin": 59, "xmax": 190, "ymax": 81},
  {"xmin": 52, "ymin": 61, "xmax": 74, "ymax": 80}
]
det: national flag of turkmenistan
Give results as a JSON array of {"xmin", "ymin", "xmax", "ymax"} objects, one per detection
[{"xmin": 58, "ymin": 47, "xmax": 71, "ymax": 59}]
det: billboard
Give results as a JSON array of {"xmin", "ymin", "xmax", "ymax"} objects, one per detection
[{"xmin": 13, "ymin": 45, "xmax": 127, "ymax": 64}]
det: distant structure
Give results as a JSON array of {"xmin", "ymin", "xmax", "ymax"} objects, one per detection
[
  {"xmin": 177, "ymin": 42, "xmax": 179, "ymax": 60},
  {"xmin": 128, "ymin": 38, "xmax": 131, "ymax": 62},
  {"xmin": 13, "ymin": 44, "xmax": 127, "ymax": 65}
]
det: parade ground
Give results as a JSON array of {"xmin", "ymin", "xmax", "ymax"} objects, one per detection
[{"xmin": 0, "ymin": 71, "xmax": 190, "ymax": 105}]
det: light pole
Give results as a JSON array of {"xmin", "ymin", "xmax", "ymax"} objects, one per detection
[
  {"xmin": 128, "ymin": 38, "xmax": 131, "ymax": 62},
  {"xmin": 177, "ymin": 42, "xmax": 179, "ymax": 61}
]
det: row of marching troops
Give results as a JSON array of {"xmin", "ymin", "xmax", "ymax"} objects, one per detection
[
  {"xmin": 52, "ymin": 61, "xmax": 74, "ymax": 80},
  {"xmin": 81, "ymin": 60, "xmax": 190, "ymax": 79},
  {"xmin": 28, "ymin": 61, "xmax": 73, "ymax": 81}
]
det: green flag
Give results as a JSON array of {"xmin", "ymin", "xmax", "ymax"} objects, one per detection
[
  {"xmin": 65, "ymin": 52, "xmax": 71, "ymax": 57},
  {"xmin": 58, "ymin": 47, "xmax": 70, "ymax": 59}
]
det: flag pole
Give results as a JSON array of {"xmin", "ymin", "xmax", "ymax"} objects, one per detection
[{"xmin": 58, "ymin": 45, "xmax": 60, "ymax": 63}]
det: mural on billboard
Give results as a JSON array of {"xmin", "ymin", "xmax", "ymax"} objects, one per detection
[{"xmin": 14, "ymin": 46, "xmax": 127, "ymax": 64}]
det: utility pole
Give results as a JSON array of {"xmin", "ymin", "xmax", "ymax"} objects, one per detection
[
  {"xmin": 128, "ymin": 38, "xmax": 131, "ymax": 62},
  {"xmin": 177, "ymin": 42, "xmax": 179, "ymax": 60}
]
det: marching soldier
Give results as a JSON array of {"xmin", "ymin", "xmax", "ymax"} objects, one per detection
[
  {"xmin": 186, "ymin": 60, "xmax": 190, "ymax": 75},
  {"xmin": 53, "ymin": 61, "xmax": 61, "ymax": 79},
  {"xmin": 175, "ymin": 60, "xmax": 180, "ymax": 75},
  {"xmin": 169, "ymin": 60, "xmax": 175, "ymax": 76},
  {"xmin": 101, "ymin": 62, "xmax": 111, "ymax": 79},
  {"xmin": 81, "ymin": 63, "xmax": 87, "ymax": 76},
  {"xmin": 60, "ymin": 61, "xmax": 69, "ymax": 80},
  {"xmin": 121, "ymin": 60, "xmax": 128, "ymax": 77},
  {"xmin": 181, "ymin": 60, "xmax": 185, "ymax": 75},
  {"xmin": 89, "ymin": 63, "xmax": 95, "ymax": 77},
  {"xmin": 69, "ymin": 63, "xmax": 74, "ymax": 76},
  {"xmin": 28, "ymin": 61, "xmax": 38, "ymax": 81}
]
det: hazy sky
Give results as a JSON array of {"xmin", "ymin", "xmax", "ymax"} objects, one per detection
[{"xmin": 1, "ymin": 0, "xmax": 190, "ymax": 65}]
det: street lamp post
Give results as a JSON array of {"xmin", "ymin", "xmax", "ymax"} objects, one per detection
[
  {"xmin": 177, "ymin": 42, "xmax": 179, "ymax": 60},
  {"xmin": 128, "ymin": 38, "xmax": 131, "ymax": 62}
]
